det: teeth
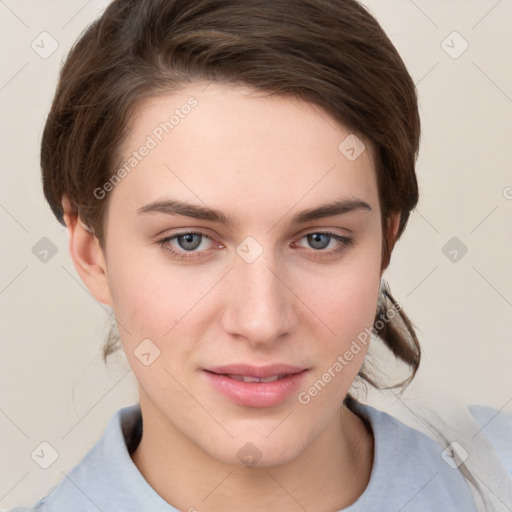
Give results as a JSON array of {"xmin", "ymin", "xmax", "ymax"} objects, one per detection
[{"xmin": 226, "ymin": 374, "xmax": 285, "ymax": 383}]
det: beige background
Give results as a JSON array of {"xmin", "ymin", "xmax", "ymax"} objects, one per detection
[{"xmin": 1, "ymin": 0, "xmax": 511, "ymax": 508}]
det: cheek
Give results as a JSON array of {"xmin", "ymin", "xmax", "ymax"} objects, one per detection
[
  {"xmin": 312, "ymin": 269, "xmax": 380, "ymax": 379},
  {"xmin": 106, "ymin": 247, "xmax": 218, "ymax": 364},
  {"xmin": 297, "ymin": 235, "xmax": 383, "ymax": 400},
  {"xmin": 297, "ymin": 266, "xmax": 380, "ymax": 409},
  {"xmin": 106, "ymin": 248, "xmax": 180, "ymax": 344},
  {"xmin": 305, "ymin": 241, "xmax": 383, "ymax": 340}
]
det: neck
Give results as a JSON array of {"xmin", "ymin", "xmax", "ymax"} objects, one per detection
[{"xmin": 131, "ymin": 395, "xmax": 373, "ymax": 512}]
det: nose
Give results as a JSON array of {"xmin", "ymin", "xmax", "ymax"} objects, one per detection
[{"xmin": 220, "ymin": 248, "xmax": 298, "ymax": 347}]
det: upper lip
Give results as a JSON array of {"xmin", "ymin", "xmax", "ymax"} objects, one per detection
[{"xmin": 204, "ymin": 364, "xmax": 307, "ymax": 378}]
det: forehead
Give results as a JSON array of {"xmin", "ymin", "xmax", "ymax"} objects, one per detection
[{"xmin": 110, "ymin": 83, "xmax": 379, "ymax": 220}]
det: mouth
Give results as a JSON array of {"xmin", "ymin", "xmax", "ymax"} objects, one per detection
[
  {"xmin": 203, "ymin": 364, "xmax": 308, "ymax": 407},
  {"xmin": 204, "ymin": 363, "xmax": 307, "ymax": 378},
  {"xmin": 220, "ymin": 374, "xmax": 289, "ymax": 383}
]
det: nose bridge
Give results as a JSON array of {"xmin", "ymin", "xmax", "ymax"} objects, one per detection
[{"xmin": 222, "ymin": 244, "xmax": 296, "ymax": 344}]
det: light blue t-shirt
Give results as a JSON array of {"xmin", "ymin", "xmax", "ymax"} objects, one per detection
[{"xmin": 7, "ymin": 401, "xmax": 512, "ymax": 511}]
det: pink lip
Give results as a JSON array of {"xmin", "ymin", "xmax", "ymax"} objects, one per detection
[{"xmin": 203, "ymin": 364, "xmax": 308, "ymax": 408}]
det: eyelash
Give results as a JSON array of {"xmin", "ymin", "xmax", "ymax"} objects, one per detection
[{"xmin": 158, "ymin": 231, "xmax": 353, "ymax": 261}]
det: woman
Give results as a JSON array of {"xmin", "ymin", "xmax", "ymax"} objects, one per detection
[{"xmin": 8, "ymin": 0, "xmax": 512, "ymax": 510}]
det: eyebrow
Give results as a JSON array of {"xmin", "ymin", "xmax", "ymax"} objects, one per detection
[{"xmin": 136, "ymin": 197, "xmax": 372, "ymax": 228}]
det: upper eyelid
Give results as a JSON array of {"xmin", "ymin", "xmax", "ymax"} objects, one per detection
[
  {"xmin": 161, "ymin": 229, "xmax": 347, "ymax": 240},
  {"xmin": 160, "ymin": 223, "xmax": 351, "ymax": 238}
]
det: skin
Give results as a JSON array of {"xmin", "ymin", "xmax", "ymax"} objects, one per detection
[{"xmin": 63, "ymin": 83, "xmax": 400, "ymax": 511}]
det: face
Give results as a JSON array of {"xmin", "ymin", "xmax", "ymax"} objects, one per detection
[{"xmin": 91, "ymin": 83, "xmax": 389, "ymax": 466}]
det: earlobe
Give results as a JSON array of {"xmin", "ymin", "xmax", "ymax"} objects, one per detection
[{"xmin": 62, "ymin": 200, "xmax": 112, "ymax": 306}]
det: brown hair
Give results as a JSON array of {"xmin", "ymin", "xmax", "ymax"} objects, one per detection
[{"xmin": 41, "ymin": 0, "xmax": 421, "ymax": 388}]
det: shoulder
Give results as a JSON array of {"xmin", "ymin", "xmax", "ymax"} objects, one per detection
[
  {"xmin": 347, "ymin": 401, "xmax": 478, "ymax": 511},
  {"xmin": 4, "ymin": 404, "xmax": 168, "ymax": 512},
  {"xmin": 467, "ymin": 403, "xmax": 512, "ymax": 475}
]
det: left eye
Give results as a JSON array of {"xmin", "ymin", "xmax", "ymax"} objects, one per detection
[
  {"xmin": 303, "ymin": 233, "xmax": 335, "ymax": 250},
  {"xmin": 293, "ymin": 231, "xmax": 354, "ymax": 258}
]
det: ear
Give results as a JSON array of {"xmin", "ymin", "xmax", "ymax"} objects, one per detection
[
  {"xmin": 380, "ymin": 212, "xmax": 401, "ymax": 274},
  {"xmin": 62, "ymin": 197, "xmax": 112, "ymax": 306},
  {"xmin": 387, "ymin": 212, "xmax": 401, "ymax": 245}
]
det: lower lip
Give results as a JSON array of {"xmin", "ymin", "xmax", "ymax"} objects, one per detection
[{"xmin": 203, "ymin": 370, "xmax": 308, "ymax": 408}]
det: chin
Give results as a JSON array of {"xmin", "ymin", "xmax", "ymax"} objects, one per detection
[{"xmin": 203, "ymin": 434, "xmax": 308, "ymax": 469}]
